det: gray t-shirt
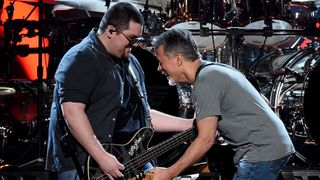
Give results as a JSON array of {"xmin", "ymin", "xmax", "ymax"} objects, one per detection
[{"xmin": 193, "ymin": 61, "xmax": 295, "ymax": 164}]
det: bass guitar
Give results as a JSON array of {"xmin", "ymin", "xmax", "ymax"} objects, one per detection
[{"xmin": 86, "ymin": 126, "xmax": 197, "ymax": 179}]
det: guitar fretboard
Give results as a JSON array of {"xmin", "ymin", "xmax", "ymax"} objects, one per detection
[{"xmin": 123, "ymin": 126, "xmax": 197, "ymax": 175}]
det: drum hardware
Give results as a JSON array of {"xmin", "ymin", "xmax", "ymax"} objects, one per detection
[
  {"xmin": 2, "ymin": 17, "xmax": 52, "ymax": 79},
  {"xmin": 271, "ymin": 66, "xmax": 307, "ymax": 81},
  {"xmin": 181, "ymin": 26, "xmax": 314, "ymax": 72},
  {"xmin": 0, "ymin": 0, "xmax": 51, "ymax": 167},
  {"xmin": 141, "ymin": 8, "xmax": 166, "ymax": 37},
  {"xmin": 0, "ymin": 126, "xmax": 12, "ymax": 160},
  {"xmin": 224, "ymin": 27, "xmax": 245, "ymax": 69},
  {"xmin": 260, "ymin": 47, "xmax": 320, "ymax": 165},
  {"xmin": 15, "ymin": 0, "xmax": 57, "ymax": 5},
  {"xmin": 169, "ymin": 21, "xmax": 226, "ymax": 53},
  {"xmin": 288, "ymin": 1, "xmax": 318, "ymax": 28},
  {"xmin": 138, "ymin": 0, "xmax": 168, "ymax": 37},
  {"xmin": 262, "ymin": 0, "xmax": 273, "ymax": 28},
  {"xmin": 211, "ymin": 27, "xmax": 317, "ymax": 73},
  {"xmin": 173, "ymin": 0, "xmax": 203, "ymax": 21},
  {"xmin": 284, "ymin": 67, "xmax": 305, "ymax": 81},
  {"xmin": 54, "ymin": 0, "xmax": 165, "ymax": 40},
  {"xmin": 286, "ymin": 110, "xmax": 310, "ymax": 138},
  {"xmin": 0, "ymin": 79, "xmax": 52, "ymax": 148},
  {"xmin": 176, "ymin": 83, "xmax": 195, "ymax": 119},
  {"xmin": 55, "ymin": 0, "xmax": 161, "ymax": 14}
]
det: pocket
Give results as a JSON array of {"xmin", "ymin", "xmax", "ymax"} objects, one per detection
[{"xmin": 269, "ymin": 156, "xmax": 289, "ymax": 175}]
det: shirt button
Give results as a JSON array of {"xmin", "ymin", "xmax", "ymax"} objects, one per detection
[
  {"xmin": 108, "ymin": 134, "xmax": 112, "ymax": 138},
  {"xmin": 112, "ymin": 118, "xmax": 115, "ymax": 121}
]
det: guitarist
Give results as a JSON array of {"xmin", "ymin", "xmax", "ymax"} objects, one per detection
[
  {"xmin": 45, "ymin": 3, "xmax": 194, "ymax": 180},
  {"xmin": 151, "ymin": 29, "xmax": 295, "ymax": 180}
]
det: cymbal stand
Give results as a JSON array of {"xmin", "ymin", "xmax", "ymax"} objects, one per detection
[
  {"xmin": 18, "ymin": 0, "xmax": 45, "ymax": 168},
  {"xmin": 141, "ymin": 0, "xmax": 151, "ymax": 35},
  {"xmin": 2, "ymin": 1, "xmax": 16, "ymax": 79},
  {"xmin": 0, "ymin": 127, "xmax": 12, "ymax": 163},
  {"xmin": 104, "ymin": 0, "xmax": 110, "ymax": 8},
  {"xmin": 225, "ymin": 27, "xmax": 244, "ymax": 70}
]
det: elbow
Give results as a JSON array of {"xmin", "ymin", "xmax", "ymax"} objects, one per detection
[
  {"xmin": 207, "ymin": 137, "xmax": 215, "ymax": 147},
  {"xmin": 198, "ymin": 135, "xmax": 215, "ymax": 149}
]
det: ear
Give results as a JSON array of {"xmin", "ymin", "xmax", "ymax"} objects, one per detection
[
  {"xmin": 176, "ymin": 53, "xmax": 183, "ymax": 67},
  {"xmin": 109, "ymin": 29, "xmax": 115, "ymax": 34},
  {"xmin": 106, "ymin": 25, "xmax": 116, "ymax": 36}
]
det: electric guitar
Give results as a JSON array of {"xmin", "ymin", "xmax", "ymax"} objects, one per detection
[{"xmin": 86, "ymin": 126, "xmax": 197, "ymax": 180}]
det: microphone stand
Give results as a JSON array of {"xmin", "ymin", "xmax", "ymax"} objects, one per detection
[{"xmin": 37, "ymin": 0, "xmax": 44, "ymax": 166}]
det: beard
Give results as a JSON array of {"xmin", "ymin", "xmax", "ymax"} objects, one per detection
[
  {"xmin": 121, "ymin": 48, "xmax": 131, "ymax": 60},
  {"xmin": 167, "ymin": 78, "xmax": 177, "ymax": 86},
  {"xmin": 161, "ymin": 70, "xmax": 177, "ymax": 86}
]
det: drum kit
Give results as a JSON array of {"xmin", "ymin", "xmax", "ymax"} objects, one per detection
[
  {"xmin": 0, "ymin": 79, "xmax": 52, "ymax": 164},
  {"xmin": 132, "ymin": 0, "xmax": 319, "ymax": 167},
  {"xmin": 0, "ymin": 0, "xmax": 319, "ymax": 168}
]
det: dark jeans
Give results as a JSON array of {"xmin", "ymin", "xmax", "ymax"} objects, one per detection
[{"xmin": 233, "ymin": 155, "xmax": 291, "ymax": 180}]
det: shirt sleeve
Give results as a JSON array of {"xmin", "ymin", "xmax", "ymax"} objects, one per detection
[{"xmin": 55, "ymin": 50, "xmax": 97, "ymax": 104}]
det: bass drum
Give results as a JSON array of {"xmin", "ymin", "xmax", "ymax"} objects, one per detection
[
  {"xmin": 243, "ymin": 19, "xmax": 293, "ymax": 47},
  {"xmin": 239, "ymin": 0, "xmax": 293, "ymax": 47},
  {"xmin": 268, "ymin": 48, "xmax": 320, "ymax": 165},
  {"xmin": 168, "ymin": 21, "xmax": 226, "ymax": 50}
]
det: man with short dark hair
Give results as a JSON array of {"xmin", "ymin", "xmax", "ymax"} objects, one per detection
[{"xmin": 46, "ymin": 3, "xmax": 193, "ymax": 179}]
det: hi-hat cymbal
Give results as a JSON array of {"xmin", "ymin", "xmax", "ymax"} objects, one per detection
[
  {"xmin": 16, "ymin": 0, "xmax": 58, "ymax": 4},
  {"xmin": 55, "ymin": 0, "xmax": 160, "ymax": 13}
]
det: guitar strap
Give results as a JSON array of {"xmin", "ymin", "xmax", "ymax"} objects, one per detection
[
  {"xmin": 195, "ymin": 61, "xmax": 239, "ymax": 79},
  {"xmin": 195, "ymin": 62, "xmax": 215, "ymax": 79},
  {"xmin": 128, "ymin": 63, "xmax": 153, "ymax": 128},
  {"xmin": 128, "ymin": 62, "xmax": 159, "ymax": 168},
  {"xmin": 55, "ymin": 84, "xmax": 84, "ymax": 179}
]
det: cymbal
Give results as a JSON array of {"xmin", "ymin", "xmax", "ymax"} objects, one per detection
[
  {"xmin": 0, "ymin": 87, "xmax": 16, "ymax": 96},
  {"xmin": 16, "ymin": 0, "xmax": 58, "ymax": 4},
  {"xmin": 55, "ymin": 0, "xmax": 160, "ymax": 13}
]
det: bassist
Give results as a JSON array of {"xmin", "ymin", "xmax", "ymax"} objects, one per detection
[{"xmin": 45, "ymin": 3, "xmax": 193, "ymax": 180}]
